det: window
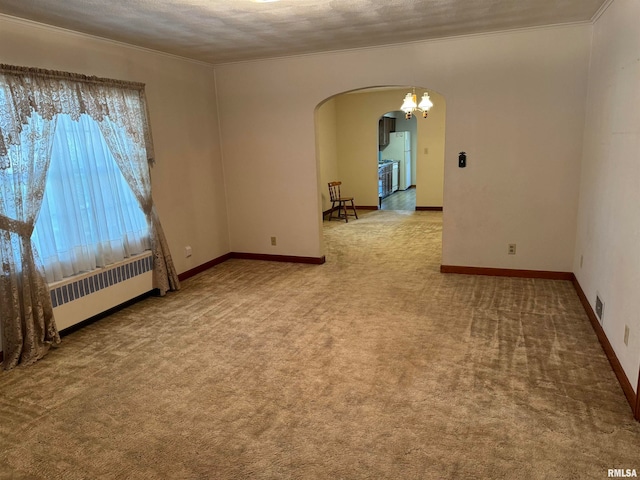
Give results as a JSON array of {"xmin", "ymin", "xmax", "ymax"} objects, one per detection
[
  {"xmin": 1, "ymin": 64, "xmax": 178, "ymax": 369},
  {"xmin": 32, "ymin": 113, "xmax": 150, "ymax": 283}
]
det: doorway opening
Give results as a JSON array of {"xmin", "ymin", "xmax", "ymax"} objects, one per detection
[
  {"xmin": 378, "ymin": 110, "xmax": 417, "ymax": 211},
  {"xmin": 315, "ymin": 86, "xmax": 445, "ymax": 216},
  {"xmin": 315, "ymin": 85, "xmax": 446, "ymax": 261}
]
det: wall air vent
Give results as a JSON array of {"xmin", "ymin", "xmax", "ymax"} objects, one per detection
[{"xmin": 595, "ymin": 294, "xmax": 604, "ymax": 325}]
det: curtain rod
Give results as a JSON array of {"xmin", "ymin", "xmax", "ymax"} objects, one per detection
[{"xmin": 0, "ymin": 63, "xmax": 146, "ymax": 90}]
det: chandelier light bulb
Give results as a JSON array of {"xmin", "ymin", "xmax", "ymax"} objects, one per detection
[
  {"xmin": 400, "ymin": 89, "xmax": 433, "ymax": 119},
  {"xmin": 418, "ymin": 92, "xmax": 433, "ymax": 111},
  {"xmin": 401, "ymin": 92, "xmax": 417, "ymax": 114}
]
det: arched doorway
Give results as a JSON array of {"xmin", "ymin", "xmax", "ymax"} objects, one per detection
[{"xmin": 315, "ymin": 86, "xmax": 446, "ymax": 216}]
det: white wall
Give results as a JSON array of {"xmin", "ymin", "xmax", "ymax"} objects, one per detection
[
  {"xmin": 215, "ymin": 24, "xmax": 591, "ymax": 270},
  {"xmin": 574, "ymin": 0, "xmax": 640, "ymax": 392},
  {"xmin": 0, "ymin": 15, "xmax": 229, "ymax": 277}
]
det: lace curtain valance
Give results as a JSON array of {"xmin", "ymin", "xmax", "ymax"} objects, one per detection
[{"xmin": 0, "ymin": 64, "xmax": 155, "ymax": 169}]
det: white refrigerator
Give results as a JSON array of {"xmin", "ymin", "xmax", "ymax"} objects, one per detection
[{"xmin": 383, "ymin": 131, "xmax": 411, "ymax": 190}]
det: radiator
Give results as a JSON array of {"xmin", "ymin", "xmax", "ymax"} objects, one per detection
[
  {"xmin": 0, "ymin": 253, "xmax": 154, "ymax": 355},
  {"xmin": 50, "ymin": 252, "xmax": 154, "ymax": 331}
]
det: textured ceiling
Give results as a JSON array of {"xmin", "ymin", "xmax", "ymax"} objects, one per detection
[{"xmin": 0, "ymin": 0, "xmax": 607, "ymax": 65}]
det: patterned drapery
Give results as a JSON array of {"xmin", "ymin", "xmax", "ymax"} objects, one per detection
[
  {"xmin": 97, "ymin": 117, "xmax": 179, "ymax": 296},
  {"xmin": 0, "ymin": 64, "xmax": 179, "ymax": 369},
  {"xmin": 0, "ymin": 112, "xmax": 60, "ymax": 368}
]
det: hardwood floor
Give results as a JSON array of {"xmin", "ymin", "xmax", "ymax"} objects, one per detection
[{"xmin": 380, "ymin": 187, "xmax": 415, "ymax": 210}]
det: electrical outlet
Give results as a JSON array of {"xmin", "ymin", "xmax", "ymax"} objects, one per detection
[
  {"xmin": 508, "ymin": 244, "xmax": 516, "ymax": 255},
  {"xmin": 624, "ymin": 325, "xmax": 630, "ymax": 346},
  {"xmin": 184, "ymin": 246, "xmax": 192, "ymax": 258},
  {"xmin": 270, "ymin": 236, "xmax": 277, "ymax": 246}
]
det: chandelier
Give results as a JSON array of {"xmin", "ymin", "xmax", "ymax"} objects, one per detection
[{"xmin": 400, "ymin": 88, "xmax": 433, "ymax": 119}]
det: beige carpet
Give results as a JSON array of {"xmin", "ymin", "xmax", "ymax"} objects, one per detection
[{"xmin": 1, "ymin": 210, "xmax": 639, "ymax": 479}]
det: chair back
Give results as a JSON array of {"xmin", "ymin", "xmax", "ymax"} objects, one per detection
[{"xmin": 328, "ymin": 181, "xmax": 342, "ymax": 202}]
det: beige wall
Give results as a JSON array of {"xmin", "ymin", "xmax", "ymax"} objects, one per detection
[
  {"xmin": 391, "ymin": 97, "xmax": 447, "ymax": 208},
  {"xmin": 315, "ymin": 97, "xmax": 339, "ymax": 213},
  {"xmin": 215, "ymin": 24, "xmax": 591, "ymax": 270},
  {"xmin": 418, "ymin": 101, "xmax": 446, "ymax": 209},
  {"xmin": 0, "ymin": 15, "xmax": 229, "ymax": 277},
  {"xmin": 574, "ymin": 0, "xmax": 640, "ymax": 391}
]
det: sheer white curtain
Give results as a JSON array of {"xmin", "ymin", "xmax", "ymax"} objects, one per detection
[{"xmin": 32, "ymin": 114, "xmax": 150, "ymax": 284}]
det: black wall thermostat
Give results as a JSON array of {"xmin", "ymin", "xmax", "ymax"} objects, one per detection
[{"xmin": 458, "ymin": 151, "xmax": 467, "ymax": 168}]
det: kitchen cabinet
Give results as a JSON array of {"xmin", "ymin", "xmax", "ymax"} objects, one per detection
[
  {"xmin": 378, "ymin": 161, "xmax": 393, "ymax": 206},
  {"xmin": 378, "ymin": 116, "xmax": 396, "ymax": 147},
  {"xmin": 391, "ymin": 161, "xmax": 399, "ymax": 192}
]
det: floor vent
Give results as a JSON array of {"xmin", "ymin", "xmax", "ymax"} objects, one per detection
[{"xmin": 595, "ymin": 294, "xmax": 604, "ymax": 324}]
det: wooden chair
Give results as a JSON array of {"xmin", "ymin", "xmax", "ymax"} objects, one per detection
[{"xmin": 327, "ymin": 181, "xmax": 358, "ymax": 222}]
